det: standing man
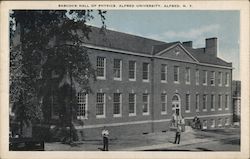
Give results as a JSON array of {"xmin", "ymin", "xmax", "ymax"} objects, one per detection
[
  {"xmin": 101, "ymin": 126, "xmax": 109, "ymax": 151},
  {"xmin": 173, "ymin": 109, "xmax": 182, "ymax": 144},
  {"xmin": 174, "ymin": 121, "xmax": 182, "ymax": 144}
]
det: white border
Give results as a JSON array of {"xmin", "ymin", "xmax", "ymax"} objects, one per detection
[{"xmin": 0, "ymin": 1, "xmax": 249, "ymax": 159}]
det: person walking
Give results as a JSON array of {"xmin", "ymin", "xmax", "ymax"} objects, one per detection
[
  {"xmin": 101, "ymin": 126, "xmax": 109, "ymax": 151},
  {"xmin": 174, "ymin": 122, "xmax": 182, "ymax": 144}
]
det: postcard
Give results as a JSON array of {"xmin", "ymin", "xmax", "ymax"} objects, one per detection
[{"xmin": 0, "ymin": 1, "xmax": 249, "ymax": 159}]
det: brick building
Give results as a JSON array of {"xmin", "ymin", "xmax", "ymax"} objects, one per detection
[
  {"xmin": 51, "ymin": 27, "xmax": 233, "ymax": 139},
  {"xmin": 232, "ymin": 80, "xmax": 241, "ymax": 121},
  {"xmin": 12, "ymin": 26, "xmax": 233, "ymax": 140}
]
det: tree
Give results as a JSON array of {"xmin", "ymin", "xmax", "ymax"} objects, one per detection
[{"xmin": 10, "ymin": 10, "xmax": 106, "ymax": 137}]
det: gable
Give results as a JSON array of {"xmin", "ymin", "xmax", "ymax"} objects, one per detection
[{"xmin": 155, "ymin": 44, "xmax": 198, "ymax": 62}]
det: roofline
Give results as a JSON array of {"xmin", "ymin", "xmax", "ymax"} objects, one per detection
[
  {"xmin": 155, "ymin": 43, "xmax": 199, "ymax": 63},
  {"xmin": 81, "ymin": 43, "xmax": 233, "ymax": 69},
  {"xmin": 90, "ymin": 26, "xmax": 166, "ymax": 44}
]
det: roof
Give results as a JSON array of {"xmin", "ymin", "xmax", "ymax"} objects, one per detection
[
  {"xmin": 82, "ymin": 26, "xmax": 232, "ymax": 67},
  {"xmin": 184, "ymin": 46, "xmax": 232, "ymax": 67},
  {"xmin": 82, "ymin": 26, "xmax": 165, "ymax": 55}
]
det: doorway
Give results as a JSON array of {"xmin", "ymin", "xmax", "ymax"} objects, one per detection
[{"xmin": 172, "ymin": 94, "xmax": 181, "ymax": 115}]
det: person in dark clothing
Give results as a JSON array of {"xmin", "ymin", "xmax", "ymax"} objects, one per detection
[
  {"xmin": 174, "ymin": 123, "xmax": 182, "ymax": 144},
  {"xmin": 101, "ymin": 126, "xmax": 109, "ymax": 151}
]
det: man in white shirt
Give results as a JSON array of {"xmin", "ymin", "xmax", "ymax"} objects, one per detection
[
  {"xmin": 101, "ymin": 126, "xmax": 109, "ymax": 151},
  {"xmin": 172, "ymin": 109, "xmax": 183, "ymax": 144}
]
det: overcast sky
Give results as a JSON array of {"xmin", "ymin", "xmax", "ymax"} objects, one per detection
[{"xmin": 87, "ymin": 10, "xmax": 240, "ymax": 80}]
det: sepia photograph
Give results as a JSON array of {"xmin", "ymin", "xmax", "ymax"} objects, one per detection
[{"xmin": 0, "ymin": 1, "xmax": 249, "ymax": 159}]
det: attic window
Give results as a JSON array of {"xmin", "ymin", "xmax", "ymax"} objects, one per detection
[{"xmin": 175, "ymin": 49, "xmax": 180, "ymax": 55}]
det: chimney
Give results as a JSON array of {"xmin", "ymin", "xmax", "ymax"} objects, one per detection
[
  {"xmin": 182, "ymin": 41, "xmax": 193, "ymax": 48},
  {"xmin": 205, "ymin": 38, "xmax": 217, "ymax": 57}
]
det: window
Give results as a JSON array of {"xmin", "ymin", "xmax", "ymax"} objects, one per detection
[
  {"xmin": 113, "ymin": 59, "xmax": 122, "ymax": 80},
  {"xmin": 211, "ymin": 94, "xmax": 215, "ymax": 111},
  {"xmin": 161, "ymin": 64, "xmax": 167, "ymax": 82},
  {"xmin": 142, "ymin": 93, "xmax": 149, "ymax": 115},
  {"xmin": 129, "ymin": 93, "xmax": 136, "ymax": 116},
  {"xmin": 203, "ymin": 120, "xmax": 208, "ymax": 129},
  {"xmin": 185, "ymin": 94, "xmax": 190, "ymax": 112},
  {"xmin": 203, "ymin": 70, "xmax": 207, "ymax": 85},
  {"xmin": 195, "ymin": 94, "xmax": 199, "ymax": 112},
  {"xmin": 174, "ymin": 66, "xmax": 179, "ymax": 83},
  {"xmin": 142, "ymin": 63, "xmax": 149, "ymax": 81},
  {"xmin": 225, "ymin": 95, "xmax": 229, "ymax": 110},
  {"xmin": 185, "ymin": 67, "xmax": 190, "ymax": 84},
  {"xmin": 202, "ymin": 94, "xmax": 207, "ymax": 111},
  {"xmin": 161, "ymin": 93, "xmax": 167, "ymax": 114},
  {"xmin": 96, "ymin": 57, "xmax": 106, "ymax": 79},
  {"xmin": 211, "ymin": 119, "xmax": 215, "ymax": 128},
  {"xmin": 77, "ymin": 92, "xmax": 88, "ymax": 119},
  {"xmin": 218, "ymin": 118, "xmax": 223, "ymax": 127},
  {"xmin": 225, "ymin": 73, "xmax": 229, "ymax": 86},
  {"xmin": 218, "ymin": 72, "xmax": 222, "ymax": 86},
  {"xmin": 218, "ymin": 94, "xmax": 222, "ymax": 110},
  {"xmin": 195, "ymin": 69, "xmax": 199, "ymax": 85},
  {"xmin": 96, "ymin": 93, "xmax": 105, "ymax": 118},
  {"xmin": 129, "ymin": 61, "xmax": 136, "ymax": 81},
  {"xmin": 210, "ymin": 71, "xmax": 215, "ymax": 86},
  {"xmin": 113, "ymin": 93, "xmax": 122, "ymax": 117},
  {"xmin": 225, "ymin": 118, "xmax": 230, "ymax": 126}
]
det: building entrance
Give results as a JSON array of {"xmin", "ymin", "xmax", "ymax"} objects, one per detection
[{"xmin": 172, "ymin": 94, "xmax": 181, "ymax": 115}]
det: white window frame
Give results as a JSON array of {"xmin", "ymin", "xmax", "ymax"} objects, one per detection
[
  {"xmin": 195, "ymin": 69, "xmax": 199, "ymax": 85},
  {"xmin": 203, "ymin": 120, "xmax": 208, "ymax": 129},
  {"xmin": 142, "ymin": 63, "xmax": 149, "ymax": 82},
  {"xmin": 161, "ymin": 93, "xmax": 167, "ymax": 115},
  {"xmin": 142, "ymin": 93, "xmax": 150, "ymax": 115},
  {"xmin": 211, "ymin": 119, "xmax": 215, "ymax": 128},
  {"xmin": 129, "ymin": 93, "xmax": 136, "ymax": 116},
  {"xmin": 218, "ymin": 118, "xmax": 223, "ymax": 127},
  {"xmin": 96, "ymin": 93, "xmax": 106, "ymax": 118},
  {"xmin": 174, "ymin": 66, "xmax": 180, "ymax": 84},
  {"xmin": 211, "ymin": 94, "xmax": 215, "ymax": 111},
  {"xmin": 185, "ymin": 94, "xmax": 190, "ymax": 113},
  {"xmin": 218, "ymin": 94, "xmax": 222, "ymax": 111},
  {"xmin": 195, "ymin": 94, "xmax": 199, "ymax": 112},
  {"xmin": 203, "ymin": 70, "xmax": 207, "ymax": 86},
  {"xmin": 77, "ymin": 92, "xmax": 88, "ymax": 120},
  {"xmin": 225, "ymin": 118, "xmax": 230, "ymax": 126},
  {"xmin": 202, "ymin": 94, "xmax": 207, "ymax": 111},
  {"xmin": 185, "ymin": 67, "xmax": 190, "ymax": 84},
  {"xmin": 113, "ymin": 59, "xmax": 122, "ymax": 81},
  {"xmin": 218, "ymin": 72, "xmax": 222, "ymax": 86},
  {"xmin": 225, "ymin": 94, "xmax": 229, "ymax": 110},
  {"xmin": 225, "ymin": 73, "xmax": 230, "ymax": 87},
  {"xmin": 129, "ymin": 61, "xmax": 136, "ymax": 81},
  {"xmin": 96, "ymin": 57, "xmax": 106, "ymax": 80},
  {"xmin": 113, "ymin": 93, "xmax": 122, "ymax": 117},
  {"xmin": 210, "ymin": 71, "xmax": 215, "ymax": 86},
  {"xmin": 161, "ymin": 64, "xmax": 167, "ymax": 83}
]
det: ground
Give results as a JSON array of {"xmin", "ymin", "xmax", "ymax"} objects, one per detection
[{"xmin": 44, "ymin": 127, "xmax": 240, "ymax": 151}]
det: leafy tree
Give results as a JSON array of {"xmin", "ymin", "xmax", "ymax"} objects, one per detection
[{"xmin": 10, "ymin": 10, "xmax": 106, "ymax": 136}]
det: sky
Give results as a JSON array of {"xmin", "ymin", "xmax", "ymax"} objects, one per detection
[{"xmin": 87, "ymin": 10, "xmax": 240, "ymax": 80}]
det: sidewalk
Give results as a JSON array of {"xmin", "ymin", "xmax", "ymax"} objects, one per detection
[{"xmin": 45, "ymin": 128, "xmax": 240, "ymax": 151}]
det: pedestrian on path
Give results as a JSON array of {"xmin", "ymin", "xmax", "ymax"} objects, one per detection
[
  {"xmin": 174, "ymin": 122, "xmax": 182, "ymax": 144},
  {"xmin": 101, "ymin": 126, "xmax": 109, "ymax": 151},
  {"xmin": 172, "ymin": 110, "xmax": 184, "ymax": 144}
]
